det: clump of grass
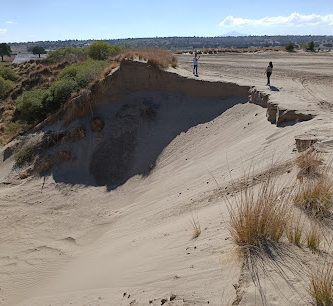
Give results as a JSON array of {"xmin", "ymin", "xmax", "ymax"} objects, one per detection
[
  {"xmin": 294, "ymin": 176, "xmax": 333, "ymax": 218},
  {"xmin": 0, "ymin": 76, "xmax": 15, "ymax": 98},
  {"xmin": 286, "ymin": 217, "xmax": 304, "ymax": 247},
  {"xmin": 296, "ymin": 149, "xmax": 322, "ymax": 177},
  {"xmin": 3, "ymin": 121, "xmax": 24, "ymax": 140},
  {"xmin": 227, "ymin": 177, "xmax": 290, "ymax": 250},
  {"xmin": 190, "ymin": 216, "xmax": 201, "ymax": 239},
  {"xmin": 0, "ymin": 66, "xmax": 18, "ymax": 81},
  {"xmin": 15, "ymin": 146, "xmax": 36, "ymax": 167},
  {"xmin": 306, "ymin": 224, "xmax": 321, "ymax": 252},
  {"xmin": 309, "ymin": 265, "xmax": 333, "ymax": 305},
  {"xmin": 121, "ymin": 49, "xmax": 177, "ymax": 69},
  {"xmin": 59, "ymin": 59, "xmax": 108, "ymax": 88}
]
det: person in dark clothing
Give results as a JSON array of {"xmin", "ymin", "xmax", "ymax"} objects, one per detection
[{"xmin": 266, "ymin": 61, "xmax": 273, "ymax": 86}]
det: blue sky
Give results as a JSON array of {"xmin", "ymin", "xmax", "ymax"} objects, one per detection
[{"xmin": 0, "ymin": 0, "xmax": 332, "ymax": 42}]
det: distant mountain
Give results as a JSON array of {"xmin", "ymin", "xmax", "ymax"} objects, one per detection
[{"xmin": 221, "ymin": 31, "xmax": 247, "ymax": 37}]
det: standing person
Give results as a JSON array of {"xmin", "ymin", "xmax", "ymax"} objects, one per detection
[
  {"xmin": 266, "ymin": 61, "xmax": 273, "ymax": 86},
  {"xmin": 192, "ymin": 52, "xmax": 200, "ymax": 77}
]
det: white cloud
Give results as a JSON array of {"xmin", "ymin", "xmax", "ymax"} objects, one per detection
[
  {"xmin": 219, "ymin": 12, "xmax": 333, "ymax": 27},
  {"xmin": 0, "ymin": 29, "xmax": 8, "ymax": 34},
  {"xmin": 6, "ymin": 21, "xmax": 15, "ymax": 24}
]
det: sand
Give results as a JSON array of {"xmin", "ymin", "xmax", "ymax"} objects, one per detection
[{"xmin": 0, "ymin": 51, "xmax": 333, "ymax": 305}]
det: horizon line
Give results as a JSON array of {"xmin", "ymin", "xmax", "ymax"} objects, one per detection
[{"xmin": 6, "ymin": 34, "xmax": 333, "ymax": 44}]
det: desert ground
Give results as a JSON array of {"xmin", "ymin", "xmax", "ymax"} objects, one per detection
[{"xmin": 1, "ymin": 51, "xmax": 333, "ymax": 305}]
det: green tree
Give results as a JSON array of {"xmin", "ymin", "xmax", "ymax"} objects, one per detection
[
  {"xmin": 307, "ymin": 41, "xmax": 315, "ymax": 52},
  {"xmin": 87, "ymin": 41, "xmax": 120, "ymax": 60},
  {"xmin": 0, "ymin": 43, "xmax": 11, "ymax": 61},
  {"xmin": 285, "ymin": 42, "xmax": 295, "ymax": 52},
  {"xmin": 32, "ymin": 46, "xmax": 46, "ymax": 58}
]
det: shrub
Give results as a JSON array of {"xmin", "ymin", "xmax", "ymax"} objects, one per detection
[
  {"xmin": 309, "ymin": 265, "xmax": 333, "ymax": 306},
  {"xmin": 296, "ymin": 149, "xmax": 322, "ymax": 178},
  {"xmin": 294, "ymin": 176, "xmax": 333, "ymax": 218},
  {"xmin": 16, "ymin": 89, "xmax": 50, "ymax": 123},
  {"xmin": 0, "ymin": 66, "xmax": 18, "ymax": 81},
  {"xmin": 0, "ymin": 76, "xmax": 15, "ymax": 98},
  {"xmin": 122, "ymin": 49, "xmax": 177, "ymax": 69},
  {"xmin": 306, "ymin": 225, "xmax": 321, "ymax": 251},
  {"xmin": 47, "ymin": 47, "xmax": 87, "ymax": 64},
  {"xmin": 59, "ymin": 60, "xmax": 108, "ymax": 87},
  {"xmin": 15, "ymin": 146, "xmax": 36, "ymax": 166},
  {"xmin": 307, "ymin": 41, "xmax": 315, "ymax": 52},
  {"xmin": 285, "ymin": 42, "xmax": 295, "ymax": 52},
  {"xmin": 190, "ymin": 216, "xmax": 201, "ymax": 239},
  {"xmin": 46, "ymin": 78, "xmax": 78, "ymax": 112},
  {"xmin": 227, "ymin": 177, "xmax": 290, "ymax": 250},
  {"xmin": 286, "ymin": 217, "xmax": 303, "ymax": 247},
  {"xmin": 87, "ymin": 41, "xmax": 121, "ymax": 60}
]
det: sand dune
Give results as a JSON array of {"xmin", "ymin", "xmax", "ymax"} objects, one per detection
[{"xmin": 1, "ymin": 52, "xmax": 333, "ymax": 305}]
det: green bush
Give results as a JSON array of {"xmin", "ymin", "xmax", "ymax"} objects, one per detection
[
  {"xmin": 46, "ymin": 79, "xmax": 78, "ymax": 112},
  {"xmin": 87, "ymin": 41, "xmax": 121, "ymax": 60},
  {"xmin": 47, "ymin": 47, "xmax": 87, "ymax": 63},
  {"xmin": 16, "ymin": 89, "xmax": 50, "ymax": 123},
  {"xmin": 16, "ymin": 60, "xmax": 108, "ymax": 123},
  {"xmin": 0, "ymin": 66, "xmax": 18, "ymax": 81},
  {"xmin": 285, "ymin": 42, "xmax": 295, "ymax": 52},
  {"xmin": 59, "ymin": 60, "xmax": 108, "ymax": 87},
  {"xmin": 307, "ymin": 41, "xmax": 315, "ymax": 52},
  {"xmin": 0, "ymin": 76, "xmax": 15, "ymax": 98}
]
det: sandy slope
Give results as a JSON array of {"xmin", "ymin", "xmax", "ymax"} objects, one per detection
[{"xmin": 0, "ymin": 52, "xmax": 333, "ymax": 305}]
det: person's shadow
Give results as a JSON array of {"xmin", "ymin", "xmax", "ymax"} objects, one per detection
[{"xmin": 270, "ymin": 86, "xmax": 280, "ymax": 92}]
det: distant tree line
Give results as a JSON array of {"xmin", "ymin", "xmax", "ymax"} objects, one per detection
[{"xmin": 8, "ymin": 35, "xmax": 333, "ymax": 52}]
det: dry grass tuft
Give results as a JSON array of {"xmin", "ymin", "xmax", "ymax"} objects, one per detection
[
  {"xmin": 306, "ymin": 224, "xmax": 321, "ymax": 252},
  {"xmin": 121, "ymin": 49, "xmax": 177, "ymax": 69},
  {"xmin": 294, "ymin": 176, "xmax": 333, "ymax": 218},
  {"xmin": 190, "ymin": 216, "xmax": 201, "ymax": 240},
  {"xmin": 14, "ymin": 146, "xmax": 36, "ymax": 167},
  {"xmin": 309, "ymin": 264, "xmax": 333, "ymax": 305},
  {"xmin": 296, "ymin": 149, "xmax": 322, "ymax": 178},
  {"xmin": 286, "ymin": 216, "xmax": 304, "ymax": 247},
  {"xmin": 227, "ymin": 177, "xmax": 290, "ymax": 250}
]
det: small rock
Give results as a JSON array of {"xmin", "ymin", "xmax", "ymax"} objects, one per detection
[
  {"xmin": 161, "ymin": 298, "xmax": 167, "ymax": 305},
  {"xmin": 170, "ymin": 294, "xmax": 176, "ymax": 301}
]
